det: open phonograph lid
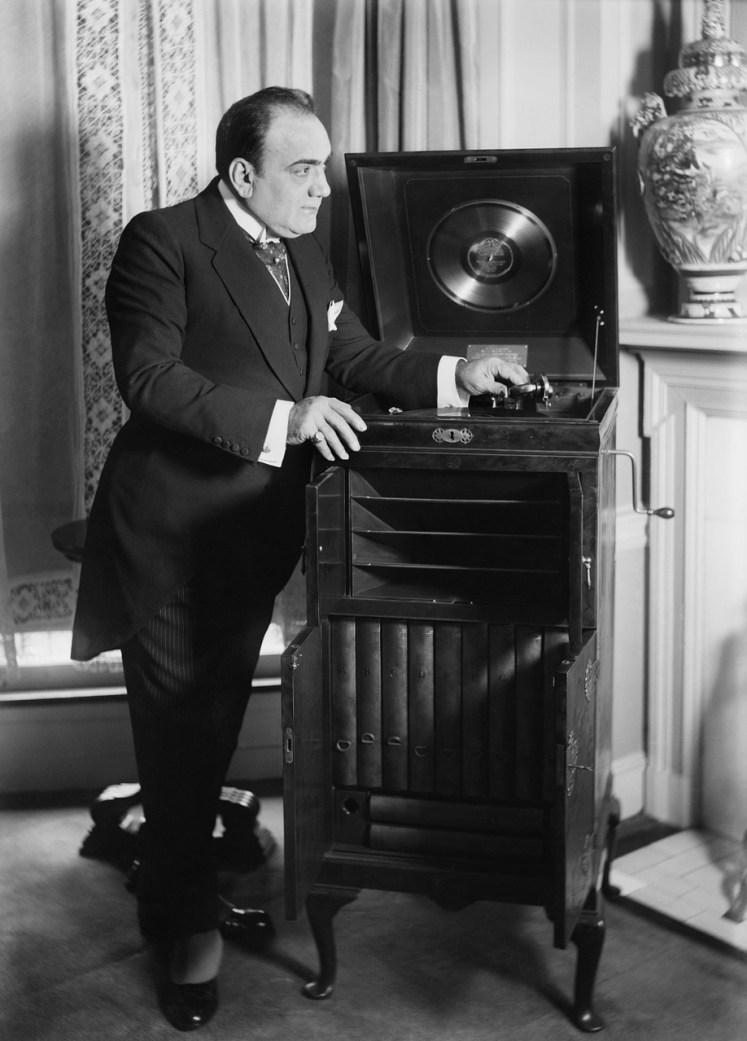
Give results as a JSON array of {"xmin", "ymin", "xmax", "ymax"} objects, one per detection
[{"xmin": 345, "ymin": 148, "xmax": 619, "ymax": 387}]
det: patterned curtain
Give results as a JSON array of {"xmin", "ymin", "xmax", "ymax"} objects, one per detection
[
  {"xmin": 0, "ymin": 0, "xmax": 313, "ymax": 682},
  {"xmin": 0, "ymin": 0, "xmax": 81, "ymax": 680}
]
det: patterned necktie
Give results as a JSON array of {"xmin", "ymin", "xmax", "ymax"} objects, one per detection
[{"xmin": 253, "ymin": 239, "xmax": 290, "ymax": 302}]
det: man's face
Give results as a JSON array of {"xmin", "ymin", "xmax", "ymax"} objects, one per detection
[{"xmin": 241, "ymin": 111, "xmax": 332, "ymax": 238}]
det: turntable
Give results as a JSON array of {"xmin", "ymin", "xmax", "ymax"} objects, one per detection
[{"xmin": 281, "ymin": 149, "xmax": 671, "ymax": 1031}]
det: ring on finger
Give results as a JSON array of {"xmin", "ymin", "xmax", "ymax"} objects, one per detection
[{"xmin": 310, "ymin": 431, "xmax": 325, "ymax": 444}]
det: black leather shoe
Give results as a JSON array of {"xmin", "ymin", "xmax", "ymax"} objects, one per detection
[
  {"xmin": 219, "ymin": 907, "xmax": 275, "ymax": 950},
  {"xmin": 163, "ymin": 978, "xmax": 218, "ymax": 1032}
]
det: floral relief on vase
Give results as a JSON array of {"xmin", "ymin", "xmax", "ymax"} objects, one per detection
[{"xmin": 633, "ymin": 0, "xmax": 747, "ymax": 323}]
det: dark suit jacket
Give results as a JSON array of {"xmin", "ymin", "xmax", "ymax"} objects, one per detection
[{"xmin": 71, "ymin": 178, "xmax": 440, "ymax": 660}]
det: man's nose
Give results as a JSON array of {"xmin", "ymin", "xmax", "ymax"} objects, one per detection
[{"xmin": 310, "ymin": 168, "xmax": 331, "ymax": 197}]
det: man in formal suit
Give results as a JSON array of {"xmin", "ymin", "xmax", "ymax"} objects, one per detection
[{"xmin": 72, "ymin": 86, "xmax": 528, "ymax": 1030}]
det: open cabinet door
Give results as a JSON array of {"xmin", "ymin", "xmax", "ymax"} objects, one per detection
[
  {"xmin": 306, "ymin": 464, "xmax": 347, "ymax": 625},
  {"xmin": 552, "ymin": 630, "xmax": 599, "ymax": 948},
  {"xmin": 281, "ymin": 623, "xmax": 329, "ymax": 919}
]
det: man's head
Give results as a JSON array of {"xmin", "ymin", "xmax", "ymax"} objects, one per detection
[{"xmin": 216, "ymin": 87, "xmax": 332, "ymax": 238}]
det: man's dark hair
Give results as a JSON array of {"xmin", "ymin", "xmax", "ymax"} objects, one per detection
[{"xmin": 215, "ymin": 87, "xmax": 316, "ymax": 180}]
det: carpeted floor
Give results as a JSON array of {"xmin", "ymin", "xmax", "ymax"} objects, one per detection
[{"xmin": 1, "ymin": 784, "xmax": 745, "ymax": 1041}]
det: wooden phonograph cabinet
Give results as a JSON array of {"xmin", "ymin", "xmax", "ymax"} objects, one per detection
[{"xmin": 282, "ymin": 148, "xmax": 625, "ymax": 1032}]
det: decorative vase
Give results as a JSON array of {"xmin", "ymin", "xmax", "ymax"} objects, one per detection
[{"xmin": 632, "ymin": 0, "xmax": 747, "ymax": 323}]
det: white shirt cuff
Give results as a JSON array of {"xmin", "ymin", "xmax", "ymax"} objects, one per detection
[
  {"xmin": 258, "ymin": 399, "xmax": 294, "ymax": 467},
  {"xmin": 437, "ymin": 355, "xmax": 469, "ymax": 408}
]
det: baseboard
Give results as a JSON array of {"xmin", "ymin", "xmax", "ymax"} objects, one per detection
[
  {"xmin": 645, "ymin": 766, "xmax": 694, "ymax": 828},
  {"xmin": 612, "ymin": 751, "xmax": 647, "ymax": 820},
  {"xmin": 0, "ymin": 683, "xmax": 282, "ymax": 794}
]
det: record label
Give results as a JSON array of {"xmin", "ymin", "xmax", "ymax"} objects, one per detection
[
  {"xmin": 467, "ymin": 236, "xmax": 515, "ymax": 280},
  {"xmin": 427, "ymin": 200, "xmax": 557, "ymax": 312}
]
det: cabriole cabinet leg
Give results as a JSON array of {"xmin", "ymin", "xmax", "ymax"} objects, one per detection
[
  {"xmin": 570, "ymin": 889, "xmax": 605, "ymax": 1032},
  {"xmin": 302, "ymin": 885, "xmax": 360, "ymax": 1000}
]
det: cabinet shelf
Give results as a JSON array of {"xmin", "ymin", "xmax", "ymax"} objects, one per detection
[
  {"xmin": 351, "ymin": 495, "xmax": 564, "ymax": 536},
  {"xmin": 323, "ymin": 597, "xmax": 569, "ymax": 628},
  {"xmin": 352, "ymin": 531, "xmax": 563, "ymax": 570},
  {"xmin": 352, "ymin": 561, "xmax": 561, "ymax": 574},
  {"xmin": 350, "ymin": 566, "xmax": 565, "ymax": 609}
]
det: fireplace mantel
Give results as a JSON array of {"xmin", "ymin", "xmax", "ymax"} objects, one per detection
[
  {"xmin": 619, "ymin": 318, "xmax": 747, "ymax": 838},
  {"xmin": 621, "ymin": 317, "xmax": 747, "ymax": 355}
]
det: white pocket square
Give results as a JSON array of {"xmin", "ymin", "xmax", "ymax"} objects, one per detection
[{"xmin": 327, "ymin": 299, "xmax": 344, "ymax": 331}]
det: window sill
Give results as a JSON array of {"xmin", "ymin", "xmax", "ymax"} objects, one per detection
[{"xmin": 0, "ymin": 673, "xmax": 281, "ymax": 708}]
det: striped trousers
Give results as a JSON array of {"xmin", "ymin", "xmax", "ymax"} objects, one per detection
[{"xmin": 120, "ymin": 571, "xmax": 275, "ymax": 938}]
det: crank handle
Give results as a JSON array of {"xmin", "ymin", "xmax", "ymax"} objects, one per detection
[
  {"xmin": 643, "ymin": 505, "xmax": 675, "ymax": 519},
  {"xmin": 608, "ymin": 450, "xmax": 675, "ymax": 519}
]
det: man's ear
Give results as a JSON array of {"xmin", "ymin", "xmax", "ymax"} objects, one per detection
[{"xmin": 227, "ymin": 158, "xmax": 255, "ymax": 198}]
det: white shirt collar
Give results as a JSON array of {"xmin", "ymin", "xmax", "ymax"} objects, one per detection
[{"xmin": 218, "ymin": 178, "xmax": 279, "ymax": 244}]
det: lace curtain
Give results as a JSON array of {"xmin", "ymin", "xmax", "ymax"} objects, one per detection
[
  {"xmin": 0, "ymin": 0, "xmax": 82, "ymax": 682},
  {"xmin": 0, "ymin": 0, "xmax": 482, "ymax": 685}
]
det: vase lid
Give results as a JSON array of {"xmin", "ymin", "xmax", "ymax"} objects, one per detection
[{"xmin": 663, "ymin": 0, "xmax": 747, "ymax": 97}]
